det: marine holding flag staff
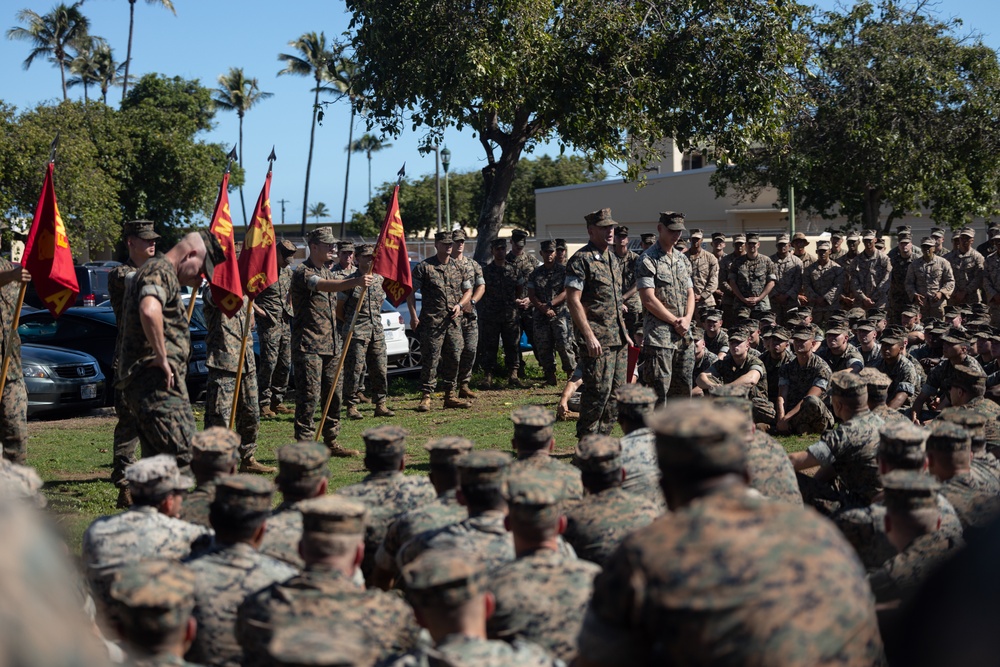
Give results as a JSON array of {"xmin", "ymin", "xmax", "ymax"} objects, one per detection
[
  {"xmin": 117, "ymin": 231, "xmax": 226, "ymax": 471},
  {"xmin": 0, "ymin": 257, "xmax": 31, "ymax": 463}
]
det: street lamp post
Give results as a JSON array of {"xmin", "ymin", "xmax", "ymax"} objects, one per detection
[{"xmin": 441, "ymin": 146, "xmax": 451, "ymax": 231}]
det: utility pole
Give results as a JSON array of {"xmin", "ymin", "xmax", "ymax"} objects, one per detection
[{"xmin": 277, "ymin": 198, "xmax": 290, "ymax": 226}]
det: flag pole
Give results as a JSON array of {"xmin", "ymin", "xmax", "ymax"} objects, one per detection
[
  {"xmin": 316, "ymin": 164, "xmax": 405, "ymax": 442},
  {"xmin": 0, "ymin": 136, "xmax": 58, "ymax": 400},
  {"xmin": 190, "ymin": 146, "xmax": 239, "ymax": 324},
  {"xmin": 229, "ymin": 148, "xmax": 276, "ymax": 429}
]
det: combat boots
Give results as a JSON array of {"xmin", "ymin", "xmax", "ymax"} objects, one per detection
[
  {"xmin": 415, "ymin": 393, "xmax": 432, "ymax": 412},
  {"xmin": 374, "ymin": 402, "xmax": 395, "ymax": 417},
  {"xmin": 116, "ymin": 486, "xmax": 132, "ymax": 510},
  {"xmin": 240, "ymin": 456, "xmax": 277, "ymax": 474},
  {"xmin": 347, "ymin": 406, "xmax": 364, "ymax": 420},
  {"xmin": 481, "ymin": 374, "xmax": 493, "ymax": 390},
  {"xmin": 507, "ymin": 373, "xmax": 522, "ymax": 388},
  {"xmin": 443, "ymin": 391, "xmax": 472, "ymax": 409},
  {"xmin": 355, "ymin": 391, "xmax": 372, "ymax": 404},
  {"xmin": 544, "ymin": 371, "xmax": 558, "ymax": 386},
  {"xmin": 273, "ymin": 404, "xmax": 294, "ymax": 415},
  {"xmin": 458, "ymin": 383, "xmax": 477, "ymax": 399},
  {"xmin": 259, "ymin": 406, "xmax": 276, "ymax": 419},
  {"xmin": 325, "ymin": 439, "xmax": 360, "ymax": 457}
]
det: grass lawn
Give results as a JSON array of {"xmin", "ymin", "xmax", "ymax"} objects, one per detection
[{"xmin": 27, "ymin": 360, "xmax": 815, "ymax": 551}]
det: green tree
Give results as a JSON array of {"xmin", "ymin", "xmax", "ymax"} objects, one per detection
[
  {"xmin": 121, "ymin": 0, "xmax": 176, "ymax": 102},
  {"xmin": 308, "ymin": 201, "xmax": 329, "ymax": 222},
  {"xmin": 67, "ymin": 35, "xmax": 106, "ymax": 103},
  {"xmin": 349, "ymin": 133, "xmax": 393, "ymax": 202},
  {"xmin": 213, "ymin": 67, "xmax": 273, "ymax": 227},
  {"xmin": 7, "ymin": 3, "xmax": 90, "ymax": 102},
  {"xmin": 90, "ymin": 41, "xmax": 130, "ymax": 105},
  {"xmin": 122, "ymin": 73, "xmax": 216, "ymax": 132},
  {"xmin": 713, "ymin": 0, "xmax": 1000, "ymax": 232},
  {"xmin": 345, "ymin": 0, "xmax": 805, "ymax": 261},
  {"xmin": 278, "ymin": 32, "xmax": 336, "ymax": 236}
]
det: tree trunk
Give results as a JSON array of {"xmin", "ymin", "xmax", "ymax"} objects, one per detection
[
  {"xmin": 863, "ymin": 186, "xmax": 882, "ymax": 233},
  {"xmin": 122, "ymin": 0, "xmax": 136, "ymax": 103},
  {"xmin": 367, "ymin": 151, "xmax": 372, "ymax": 202},
  {"xmin": 59, "ymin": 58, "xmax": 68, "ymax": 101},
  {"xmin": 472, "ymin": 142, "xmax": 525, "ymax": 263},
  {"xmin": 340, "ymin": 105, "xmax": 355, "ymax": 238},
  {"xmin": 238, "ymin": 112, "xmax": 248, "ymax": 228},
  {"xmin": 301, "ymin": 84, "xmax": 320, "ymax": 237}
]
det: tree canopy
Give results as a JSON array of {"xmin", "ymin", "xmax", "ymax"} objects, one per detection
[
  {"xmin": 713, "ymin": 0, "xmax": 1000, "ymax": 233},
  {"xmin": 345, "ymin": 0, "xmax": 806, "ymax": 261}
]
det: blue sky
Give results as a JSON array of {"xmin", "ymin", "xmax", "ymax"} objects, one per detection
[{"xmin": 3, "ymin": 0, "xmax": 998, "ymax": 227}]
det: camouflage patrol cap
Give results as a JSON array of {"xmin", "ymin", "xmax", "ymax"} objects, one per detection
[
  {"xmin": 951, "ymin": 228, "xmax": 962, "ymax": 240},
  {"xmin": 816, "ymin": 239, "xmax": 832, "ymax": 251},
  {"xmin": 555, "ymin": 238, "xmax": 568, "ymax": 249},
  {"xmin": 0, "ymin": 460, "xmax": 46, "ymax": 508},
  {"xmin": 925, "ymin": 421, "xmax": 971, "ymax": 452},
  {"xmin": 708, "ymin": 392, "xmax": 753, "ymax": 420},
  {"xmin": 298, "ymin": 495, "xmax": 368, "ymax": 536},
  {"xmin": 539, "ymin": 239, "xmax": 555, "ymax": 252},
  {"xmin": 712, "ymin": 232, "xmax": 727, "ymax": 242},
  {"xmin": 584, "ymin": 208, "xmax": 616, "ymax": 227},
  {"xmin": 728, "ymin": 325, "xmax": 755, "ymax": 343},
  {"xmin": 659, "ymin": 211, "xmax": 685, "ymax": 231},
  {"xmin": 896, "ymin": 225, "xmax": 912, "ymax": 236},
  {"xmin": 690, "ymin": 327, "xmax": 705, "ymax": 342},
  {"xmin": 434, "ymin": 231, "xmax": 452, "ymax": 243},
  {"xmin": 109, "ymin": 560, "xmax": 196, "ymax": 636},
  {"xmin": 856, "ymin": 318, "xmax": 879, "ymax": 332},
  {"xmin": 504, "ymin": 470, "xmax": 564, "ymax": 526},
  {"xmin": 198, "ymin": 230, "xmax": 227, "ymax": 282},
  {"xmin": 961, "ymin": 227, "xmax": 976, "ymax": 238},
  {"xmin": 424, "ymin": 436, "xmax": 474, "ymax": 466},
  {"xmin": 830, "ymin": 370, "xmax": 867, "ymax": 398},
  {"xmin": 703, "ymin": 308, "xmax": 723, "ymax": 322},
  {"xmin": 647, "ymin": 401, "xmax": 747, "ymax": 477},
  {"xmin": 862, "ymin": 229, "xmax": 877, "ymax": 240},
  {"xmin": 490, "ymin": 237, "xmax": 507, "ymax": 249},
  {"xmin": 733, "ymin": 234, "xmax": 746, "ymax": 244},
  {"xmin": 123, "ymin": 219, "xmax": 160, "ymax": 241},
  {"xmin": 640, "ymin": 233, "xmax": 656, "ymax": 244},
  {"xmin": 361, "ymin": 425, "xmax": 408, "ymax": 455},
  {"xmin": 925, "ymin": 319, "xmax": 949, "ymax": 335},
  {"xmin": 882, "ymin": 470, "xmax": 940, "ymax": 512},
  {"xmin": 938, "ymin": 409, "xmax": 987, "ymax": 449},
  {"xmin": 511, "ymin": 405, "xmax": 555, "ymax": 446},
  {"xmin": 278, "ymin": 239, "xmax": 298, "ymax": 256},
  {"xmin": 614, "ymin": 226, "xmax": 630, "ymax": 237},
  {"xmin": 276, "ymin": 442, "xmax": 330, "ymax": 482},
  {"xmin": 212, "ymin": 474, "xmax": 275, "ymax": 515},
  {"xmin": 451, "ymin": 229, "xmax": 467, "ymax": 242},
  {"xmin": 830, "ymin": 231, "xmax": 843, "ymax": 240},
  {"xmin": 457, "ymin": 450, "xmax": 511, "ymax": 485},
  {"xmin": 900, "ymin": 305, "xmax": 919, "ymax": 317},
  {"xmin": 689, "ymin": 228, "xmax": 705, "ymax": 239},
  {"xmin": 931, "ymin": 227, "xmax": 945, "ymax": 239},
  {"xmin": 355, "ymin": 243, "xmax": 374, "ymax": 257},
  {"xmin": 846, "ymin": 231, "xmax": 860, "ymax": 242},
  {"xmin": 307, "ymin": 227, "xmax": 336, "ymax": 245},
  {"xmin": 920, "ymin": 236, "xmax": 936, "ymax": 247},
  {"xmin": 878, "ymin": 421, "xmax": 928, "ymax": 467},
  {"xmin": 125, "ymin": 455, "xmax": 193, "ymax": 497},
  {"xmin": 267, "ymin": 618, "xmax": 378, "ymax": 667},
  {"xmin": 191, "ymin": 427, "xmax": 240, "ymax": 470},
  {"xmin": 402, "ymin": 550, "xmax": 486, "ymax": 608},
  {"xmin": 745, "ymin": 232, "xmax": 760, "ymax": 243},
  {"xmin": 573, "ymin": 434, "xmax": 622, "ymax": 474},
  {"xmin": 858, "ymin": 367, "xmax": 892, "ymax": 392},
  {"xmin": 940, "ymin": 326, "xmax": 971, "ymax": 346},
  {"xmin": 949, "ymin": 363, "xmax": 987, "ymax": 391},
  {"xmin": 337, "ymin": 241, "xmax": 355, "ymax": 253},
  {"xmin": 511, "ymin": 229, "xmax": 528, "ymax": 246},
  {"xmin": 867, "ymin": 307, "xmax": 888, "ymax": 320},
  {"xmin": 614, "ymin": 383, "xmax": 657, "ymax": 409},
  {"xmin": 791, "ymin": 324, "xmax": 815, "ymax": 340},
  {"xmin": 764, "ymin": 325, "xmax": 791, "ymax": 341},
  {"xmin": 846, "ymin": 307, "xmax": 866, "ymax": 322},
  {"xmin": 776, "ymin": 233, "xmax": 790, "ymax": 244}
]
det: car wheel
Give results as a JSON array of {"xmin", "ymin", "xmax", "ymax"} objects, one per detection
[{"xmin": 398, "ymin": 332, "xmax": 422, "ymax": 368}]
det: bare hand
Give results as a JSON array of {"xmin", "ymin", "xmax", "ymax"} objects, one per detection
[
  {"xmin": 355, "ymin": 274, "xmax": 374, "ymax": 289},
  {"xmin": 586, "ymin": 334, "xmax": 603, "ymax": 358},
  {"xmin": 18, "ymin": 268, "xmax": 31, "ymax": 283},
  {"xmin": 545, "ymin": 307, "xmax": 557, "ymax": 319},
  {"xmin": 148, "ymin": 355, "xmax": 175, "ymax": 390},
  {"xmin": 412, "ymin": 315, "xmax": 420, "ymax": 330},
  {"xmin": 915, "ymin": 294, "xmax": 926, "ymax": 306},
  {"xmin": 450, "ymin": 304, "xmax": 461, "ymax": 320}
]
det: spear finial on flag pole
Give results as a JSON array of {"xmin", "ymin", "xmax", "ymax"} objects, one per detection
[
  {"xmin": 225, "ymin": 145, "xmax": 238, "ymax": 174},
  {"xmin": 397, "ymin": 162, "xmax": 406, "ymax": 184},
  {"xmin": 48, "ymin": 132, "xmax": 59, "ymax": 164},
  {"xmin": 267, "ymin": 146, "xmax": 277, "ymax": 173}
]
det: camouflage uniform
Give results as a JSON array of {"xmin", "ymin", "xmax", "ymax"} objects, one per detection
[
  {"xmin": 703, "ymin": 326, "xmax": 729, "ymax": 358},
  {"xmin": 375, "ymin": 489, "xmax": 466, "ymax": 581},
  {"xmin": 940, "ymin": 470, "xmax": 1000, "ymax": 531},
  {"xmin": 778, "ymin": 352, "xmax": 835, "ymax": 434},
  {"xmin": 747, "ymin": 432, "xmax": 804, "ymax": 505},
  {"xmin": 618, "ymin": 427, "xmax": 661, "ymax": 505},
  {"xmin": 706, "ymin": 352, "xmax": 775, "ymax": 425},
  {"xmin": 763, "ymin": 345, "xmax": 795, "ymax": 403},
  {"xmin": 851, "ymin": 249, "xmax": 892, "ymax": 309},
  {"xmin": 803, "ymin": 259, "xmax": 844, "ymax": 327},
  {"xmin": 874, "ymin": 355, "xmax": 921, "ymax": 408},
  {"xmin": 339, "ymin": 272, "xmax": 388, "ymax": 408},
  {"xmin": 413, "ymin": 256, "xmax": 468, "ymax": 393},
  {"xmin": 770, "ymin": 252, "xmax": 803, "ymax": 325},
  {"xmin": 181, "ymin": 479, "xmax": 216, "ymax": 529},
  {"xmin": 202, "ymin": 292, "xmax": 258, "ymax": 461},
  {"xmin": 480, "ymin": 258, "xmax": 524, "ymax": 377},
  {"xmin": 185, "ymin": 477, "xmax": 298, "ymax": 667},
  {"xmin": 728, "ymin": 253, "xmax": 777, "ymax": 315},
  {"xmin": 614, "ymin": 246, "xmax": 643, "ymax": 339},
  {"xmin": 255, "ymin": 262, "xmax": 293, "ymax": 411},
  {"xmin": 984, "ymin": 252, "xmax": 1000, "ymax": 325},
  {"xmin": 580, "ymin": 486, "xmax": 885, "ymax": 665},
  {"xmin": 923, "ymin": 354, "xmax": 984, "ymax": 401},
  {"xmin": 508, "ymin": 245, "xmax": 538, "ymax": 357},
  {"xmin": 82, "ymin": 456, "xmax": 209, "ymax": 613},
  {"xmin": 452, "ymin": 252, "xmax": 486, "ymax": 386},
  {"xmin": 108, "ymin": 260, "xmax": 139, "ymax": 486},
  {"xmin": 117, "ymin": 254, "xmax": 196, "ymax": 468},
  {"xmin": 398, "ymin": 509, "xmax": 516, "ymax": 573},
  {"xmin": 179, "ymin": 428, "xmax": 241, "ymax": 528},
  {"xmin": 686, "ymin": 247, "xmax": 719, "ymax": 308},
  {"xmin": 818, "ymin": 341, "xmax": 865, "ymax": 374},
  {"xmin": 565, "ymin": 231, "xmax": 629, "ymax": 438},
  {"xmin": 636, "ymin": 242, "xmax": 695, "ymax": 404},
  {"xmin": 717, "ymin": 251, "xmax": 740, "ymax": 325},
  {"xmin": 906, "ymin": 253, "xmax": 955, "ymax": 320},
  {"xmin": 510, "ymin": 452, "xmax": 584, "ymax": 501},
  {"xmin": 946, "ymin": 246, "xmax": 985, "ymax": 305},
  {"xmin": 527, "ymin": 262, "xmax": 576, "ymax": 378},
  {"xmin": 888, "ymin": 244, "xmax": 915, "ymax": 324},
  {"xmin": 290, "ymin": 256, "xmax": 343, "ymax": 443}
]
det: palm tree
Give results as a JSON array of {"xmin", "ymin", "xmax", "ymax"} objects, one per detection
[
  {"xmin": 278, "ymin": 32, "xmax": 336, "ymax": 237},
  {"xmin": 349, "ymin": 134, "xmax": 393, "ymax": 203},
  {"xmin": 91, "ymin": 42, "xmax": 130, "ymax": 105},
  {"xmin": 308, "ymin": 202, "xmax": 329, "ymax": 222},
  {"xmin": 7, "ymin": 3, "xmax": 90, "ymax": 101},
  {"xmin": 213, "ymin": 67, "xmax": 274, "ymax": 228},
  {"xmin": 67, "ymin": 35, "xmax": 101, "ymax": 102},
  {"xmin": 329, "ymin": 56, "xmax": 365, "ymax": 237},
  {"xmin": 121, "ymin": 0, "xmax": 175, "ymax": 103}
]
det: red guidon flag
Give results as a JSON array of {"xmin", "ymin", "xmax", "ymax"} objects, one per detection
[
  {"xmin": 372, "ymin": 185, "xmax": 412, "ymax": 306},
  {"xmin": 237, "ymin": 171, "xmax": 277, "ymax": 300},
  {"xmin": 207, "ymin": 172, "xmax": 244, "ymax": 317},
  {"xmin": 22, "ymin": 162, "xmax": 79, "ymax": 317}
]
